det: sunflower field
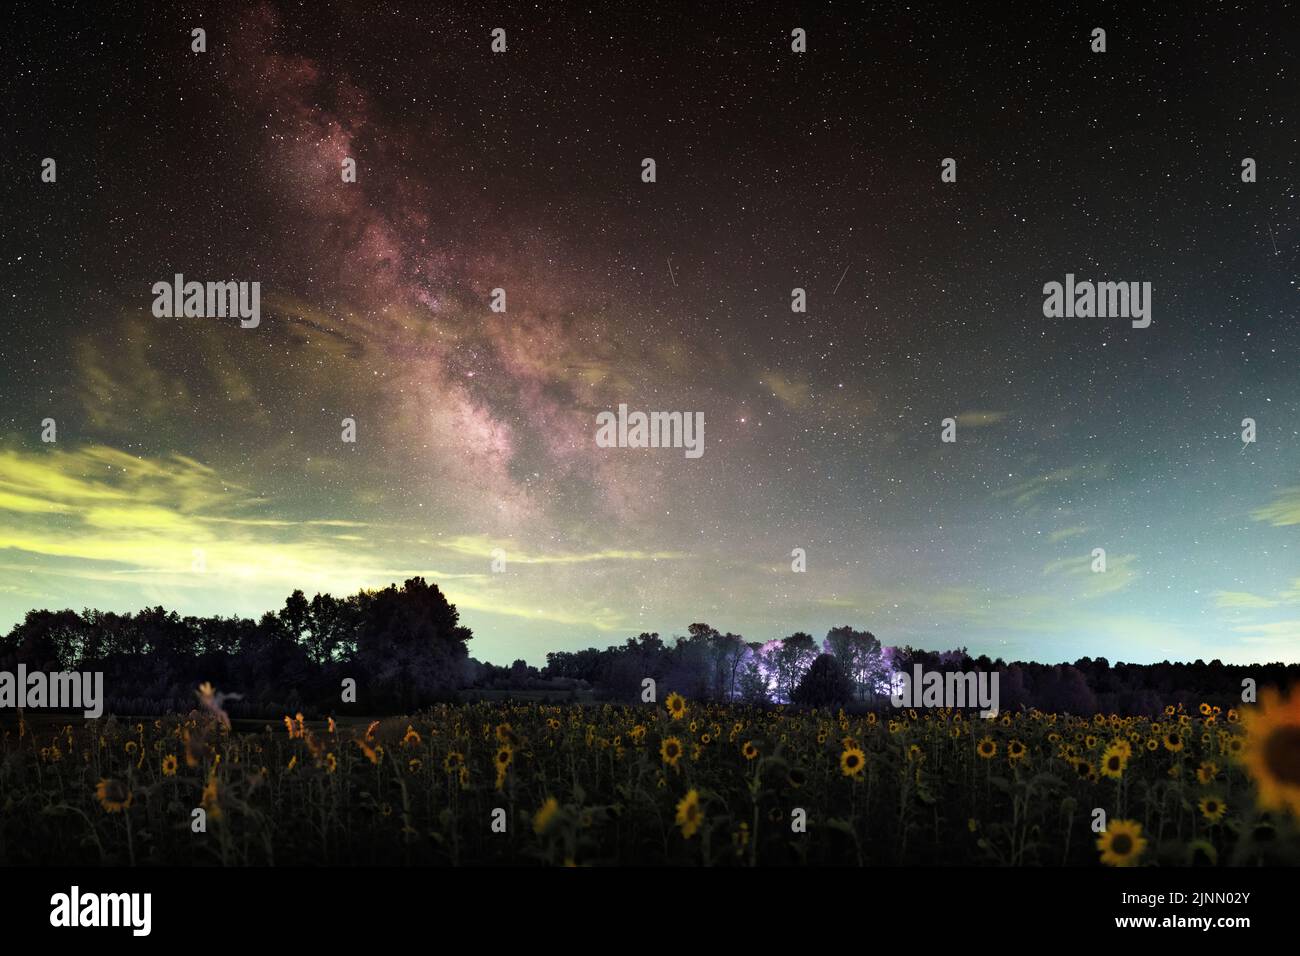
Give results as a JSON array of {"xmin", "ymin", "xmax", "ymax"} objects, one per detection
[{"xmin": 2, "ymin": 686, "xmax": 1299, "ymax": 866}]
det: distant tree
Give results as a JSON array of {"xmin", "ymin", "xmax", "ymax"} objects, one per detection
[
  {"xmin": 354, "ymin": 577, "xmax": 472, "ymax": 710},
  {"xmin": 824, "ymin": 626, "xmax": 885, "ymax": 701},
  {"xmin": 770, "ymin": 632, "xmax": 818, "ymax": 703},
  {"xmin": 792, "ymin": 653, "xmax": 854, "ymax": 709},
  {"xmin": 737, "ymin": 654, "xmax": 770, "ymax": 705}
]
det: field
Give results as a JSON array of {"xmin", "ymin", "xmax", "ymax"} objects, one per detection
[{"xmin": 2, "ymin": 690, "xmax": 1298, "ymax": 866}]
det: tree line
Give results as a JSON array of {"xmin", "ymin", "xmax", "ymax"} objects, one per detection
[{"xmin": 1, "ymin": 580, "xmax": 1294, "ymax": 717}]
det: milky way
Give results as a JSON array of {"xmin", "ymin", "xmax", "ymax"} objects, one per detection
[{"xmin": 3, "ymin": 2, "xmax": 1297, "ymax": 665}]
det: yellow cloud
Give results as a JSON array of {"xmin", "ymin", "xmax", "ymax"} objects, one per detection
[
  {"xmin": 1213, "ymin": 590, "xmax": 1281, "ymax": 609},
  {"xmin": 954, "ymin": 411, "xmax": 1007, "ymax": 427},
  {"xmin": 435, "ymin": 534, "xmax": 684, "ymax": 565},
  {"xmin": 1252, "ymin": 487, "xmax": 1300, "ymax": 526},
  {"xmin": 762, "ymin": 373, "xmax": 811, "ymax": 409}
]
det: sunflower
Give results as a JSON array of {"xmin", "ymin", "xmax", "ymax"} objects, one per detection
[
  {"xmin": 1084, "ymin": 735, "xmax": 1098, "ymax": 750},
  {"xmin": 1145, "ymin": 737, "xmax": 1160, "ymax": 752},
  {"xmin": 443, "ymin": 751, "xmax": 465, "ymax": 773},
  {"xmin": 1099, "ymin": 745, "xmax": 1127, "ymax": 779},
  {"xmin": 742, "ymin": 740, "xmax": 759, "ymax": 761},
  {"xmin": 976, "ymin": 736, "xmax": 997, "ymax": 759},
  {"xmin": 1007, "ymin": 739, "xmax": 1027, "ymax": 762},
  {"xmin": 666, "ymin": 692, "xmax": 688, "ymax": 720},
  {"xmin": 660, "ymin": 736, "xmax": 684, "ymax": 767},
  {"xmin": 1198, "ymin": 796, "xmax": 1227, "ymax": 824},
  {"xmin": 355, "ymin": 740, "xmax": 378, "ymax": 765},
  {"xmin": 95, "ymin": 778, "xmax": 133, "ymax": 813},
  {"xmin": 1096, "ymin": 819, "xmax": 1147, "ymax": 867},
  {"xmin": 326, "ymin": 752, "xmax": 338, "ymax": 773},
  {"xmin": 534, "ymin": 796, "xmax": 561, "ymax": 835},
  {"xmin": 201, "ymin": 775, "xmax": 222, "ymax": 821},
  {"xmin": 675, "ymin": 788, "xmax": 703, "ymax": 839},
  {"xmin": 1073, "ymin": 758, "xmax": 1094, "ymax": 779},
  {"xmin": 1109, "ymin": 738, "xmax": 1132, "ymax": 760},
  {"xmin": 1196, "ymin": 761, "xmax": 1218, "ymax": 785},
  {"xmin": 1163, "ymin": 731, "xmax": 1184, "ymax": 753},
  {"xmin": 495, "ymin": 746, "xmax": 513, "ymax": 768},
  {"xmin": 403, "ymin": 725, "xmax": 422, "ymax": 746},
  {"xmin": 408, "ymin": 758, "xmax": 422, "ymax": 773},
  {"xmin": 161, "ymin": 754, "xmax": 179, "ymax": 777},
  {"xmin": 840, "ymin": 747, "xmax": 866, "ymax": 778},
  {"xmin": 1240, "ymin": 685, "xmax": 1300, "ymax": 817}
]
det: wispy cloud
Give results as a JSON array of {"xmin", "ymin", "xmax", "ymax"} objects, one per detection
[
  {"xmin": 1252, "ymin": 487, "xmax": 1300, "ymax": 526},
  {"xmin": 1213, "ymin": 590, "xmax": 1283, "ymax": 609},
  {"xmin": 994, "ymin": 464, "xmax": 1109, "ymax": 508},
  {"xmin": 954, "ymin": 411, "xmax": 1007, "ymax": 428}
]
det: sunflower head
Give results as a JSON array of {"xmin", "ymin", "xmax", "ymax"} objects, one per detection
[
  {"xmin": 840, "ymin": 747, "xmax": 867, "ymax": 778},
  {"xmin": 95, "ymin": 778, "xmax": 133, "ymax": 813},
  {"xmin": 660, "ymin": 736, "xmax": 684, "ymax": 767},
  {"xmin": 675, "ymin": 788, "xmax": 703, "ymax": 839},
  {"xmin": 1198, "ymin": 795, "xmax": 1227, "ymax": 824},
  {"xmin": 1100, "ymin": 746, "xmax": 1126, "ymax": 779},
  {"xmin": 1241, "ymin": 685, "xmax": 1300, "ymax": 818},
  {"xmin": 1097, "ymin": 818, "xmax": 1147, "ymax": 867}
]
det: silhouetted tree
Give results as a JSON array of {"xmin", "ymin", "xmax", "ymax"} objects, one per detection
[{"xmin": 792, "ymin": 654, "xmax": 854, "ymax": 708}]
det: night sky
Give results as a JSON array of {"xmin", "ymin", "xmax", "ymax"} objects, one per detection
[{"xmin": 3, "ymin": 2, "xmax": 1297, "ymax": 666}]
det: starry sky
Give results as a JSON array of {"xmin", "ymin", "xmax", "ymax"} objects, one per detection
[{"xmin": 2, "ymin": 2, "xmax": 1297, "ymax": 666}]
